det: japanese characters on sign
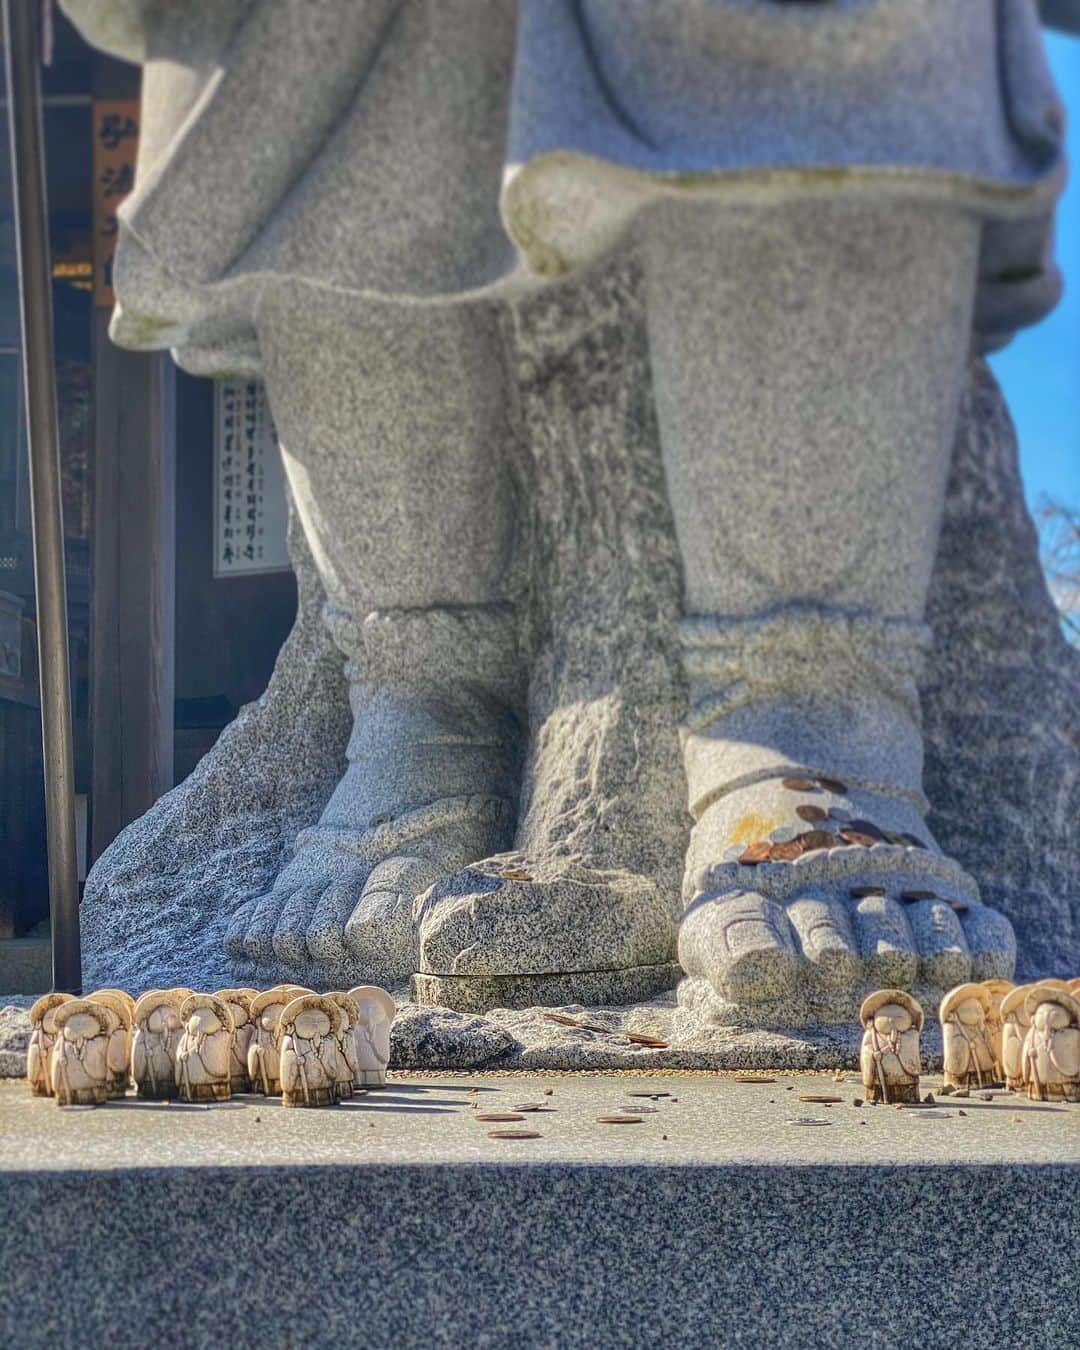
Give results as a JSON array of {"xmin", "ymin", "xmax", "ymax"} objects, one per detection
[
  {"xmin": 213, "ymin": 381, "xmax": 290, "ymax": 577},
  {"xmin": 92, "ymin": 100, "xmax": 140, "ymax": 308}
]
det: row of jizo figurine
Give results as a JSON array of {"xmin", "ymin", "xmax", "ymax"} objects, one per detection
[
  {"xmin": 25, "ymin": 985, "xmax": 397, "ymax": 1109},
  {"xmin": 859, "ymin": 977, "xmax": 1080, "ymax": 1104}
]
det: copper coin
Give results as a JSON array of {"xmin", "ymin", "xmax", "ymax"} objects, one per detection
[
  {"xmin": 797, "ymin": 830, "xmax": 835, "ymax": 853},
  {"xmin": 511, "ymin": 1104, "xmax": 547, "ymax": 1112},
  {"xmin": 475, "ymin": 1112, "xmax": 526, "ymax": 1122},
  {"xmin": 849, "ymin": 886, "xmax": 886, "ymax": 899},
  {"xmin": 816, "ymin": 777, "xmax": 848, "ymax": 794},
  {"xmin": 627, "ymin": 1034, "xmax": 669, "ymax": 1048},
  {"xmin": 597, "ymin": 1115, "xmax": 643, "ymax": 1124},
  {"xmin": 769, "ymin": 841, "xmax": 802, "ymax": 862},
  {"xmin": 840, "ymin": 830, "xmax": 878, "ymax": 848},
  {"xmin": 900, "ymin": 890, "xmax": 936, "ymax": 902},
  {"xmin": 734, "ymin": 1076, "xmax": 775, "ymax": 1084},
  {"xmin": 798, "ymin": 1094, "xmax": 844, "ymax": 1104},
  {"xmin": 499, "ymin": 868, "xmax": 532, "ymax": 881},
  {"xmin": 795, "ymin": 804, "xmax": 828, "ymax": 823},
  {"xmin": 488, "ymin": 1130, "xmax": 542, "ymax": 1140},
  {"xmin": 781, "ymin": 777, "xmax": 816, "ymax": 791},
  {"xmin": 626, "ymin": 1090, "xmax": 671, "ymax": 1098},
  {"xmin": 543, "ymin": 1013, "xmax": 582, "ymax": 1027},
  {"xmin": 850, "ymin": 819, "xmax": 884, "ymax": 839},
  {"xmin": 739, "ymin": 841, "xmax": 772, "ymax": 864}
]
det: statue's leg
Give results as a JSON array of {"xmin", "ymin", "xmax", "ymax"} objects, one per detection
[
  {"xmin": 641, "ymin": 195, "xmax": 1016, "ymax": 1026},
  {"xmin": 222, "ymin": 286, "xmax": 524, "ymax": 987}
]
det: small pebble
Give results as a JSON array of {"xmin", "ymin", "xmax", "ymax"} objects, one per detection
[
  {"xmin": 852, "ymin": 1098, "xmax": 863, "ymax": 1107},
  {"xmin": 958, "ymin": 1109, "xmax": 968, "ymax": 1117}
]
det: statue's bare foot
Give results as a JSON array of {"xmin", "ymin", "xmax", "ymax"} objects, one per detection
[
  {"xmin": 677, "ymin": 774, "xmax": 1015, "ymax": 1027},
  {"xmin": 223, "ymin": 683, "xmax": 520, "ymax": 987},
  {"xmin": 412, "ymin": 852, "xmax": 681, "ymax": 1011}
]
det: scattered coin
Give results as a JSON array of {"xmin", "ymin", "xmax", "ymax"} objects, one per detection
[
  {"xmin": 849, "ymin": 819, "xmax": 884, "ymax": 838},
  {"xmin": 900, "ymin": 890, "xmax": 936, "ymax": 902},
  {"xmin": 798, "ymin": 830, "xmax": 835, "ymax": 853},
  {"xmin": 849, "ymin": 886, "xmax": 886, "ymax": 899},
  {"xmin": 627, "ymin": 1033, "xmax": 669, "ymax": 1048},
  {"xmin": 475, "ymin": 1113, "xmax": 526, "ymax": 1123},
  {"xmin": 488, "ymin": 1130, "xmax": 542, "ymax": 1140},
  {"xmin": 816, "ymin": 777, "xmax": 848, "ymax": 794},
  {"xmin": 840, "ymin": 830, "xmax": 878, "ymax": 848},
  {"xmin": 597, "ymin": 1115, "xmax": 643, "ymax": 1124},
  {"xmin": 626, "ymin": 1090, "xmax": 671, "ymax": 1098},
  {"xmin": 781, "ymin": 777, "xmax": 816, "ymax": 791},
  {"xmin": 799, "ymin": 1094, "xmax": 843, "ymax": 1104},
  {"xmin": 734, "ymin": 1076, "xmax": 775, "ymax": 1084},
  {"xmin": 618, "ymin": 1103, "xmax": 659, "ymax": 1114},
  {"xmin": 739, "ymin": 842, "xmax": 773, "ymax": 864},
  {"xmin": 769, "ymin": 840, "xmax": 802, "ymax": 862},
  {"xmin": 788, "ymin": 1117, "xmax": 832, "ymax": 1126},
  {"xmin": 543, "ymin": 1013, "xmax": 582, "ymax": 1027},
  {"xmin": 499, "ymin": 869, "xmax": 533, "ymax": 881},
  {"xmin": 796, "ymin": 804, "xmax": 828, "ymax": 823},
  {"xmin": 511, "ymin": 1104, "xmax": 547, "ymax": 1113}
]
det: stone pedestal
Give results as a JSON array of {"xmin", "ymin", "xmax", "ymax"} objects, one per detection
[{"xmin": 1, "ymin": 1075, "xmax": 1077, "ymax": 1348}]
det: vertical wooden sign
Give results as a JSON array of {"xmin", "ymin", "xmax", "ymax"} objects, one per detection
[{"xmin": 91, "ymin": 99, "xmax": 139, "ymax": 307}]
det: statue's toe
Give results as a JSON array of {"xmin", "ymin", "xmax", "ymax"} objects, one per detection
[
  {"xmin": 272, "ymin": 883, "xmax": 324, "ymax": 967},
  {"xmin": 680, "ymin": 890, "xmax": 801, "ymax": 1002},
  {"xmin": 223, "ymin": 900, "xmax": 255, "ymax": 960},
  {"xmin": 850, "ymin": 892, "xmax": 919, "ymax": 988},
  {"xmin": 304, "ymin": 871, "xmax": 368, "ymax": 971},
  {"xmin": 786, "ymin": 895, "xmax": 862, "ymax": 991},
  {"xmin": 343, "ymin": 854, "xmax": 438, "ymax": 981},
  {"xmin": 907, "ymin": 896, "xmax": 972, "ymax": 989},
  {"xmin": 960, "ymin": 902, "xmax": 1016, "ymax": 981},
  {"xmin": 242, "ymin": 885, "xmax": 296, "ymax": 964}
]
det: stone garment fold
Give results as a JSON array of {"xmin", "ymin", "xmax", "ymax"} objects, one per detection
[{"xmin": 505, "ymin": 0, "xmax": 1067, "ymax": 347}]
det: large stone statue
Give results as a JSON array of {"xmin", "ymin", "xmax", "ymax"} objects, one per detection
[{"xmin": 63, "ymin": 1, "xmax": 1079, "ymax": 1030}]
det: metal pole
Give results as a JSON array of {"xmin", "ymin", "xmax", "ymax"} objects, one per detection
[{"xmin": 3, "ymin": 0, "xmax": 81, "ymax": 992}]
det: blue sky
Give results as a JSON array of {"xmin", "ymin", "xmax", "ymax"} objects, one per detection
[{"xmin": 989, "ymin": 32, "xmax": 1080, "ymax": 522}]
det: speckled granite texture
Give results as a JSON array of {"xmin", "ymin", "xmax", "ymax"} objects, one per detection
[{"xmin": 2, "ymin": 1073, "xmax": 1078, "ymax": 1350}]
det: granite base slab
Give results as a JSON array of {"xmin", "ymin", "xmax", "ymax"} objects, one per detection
[{"xmin": 1, "ymin": 1075, "xmax": 1077, "ymax": 1350}]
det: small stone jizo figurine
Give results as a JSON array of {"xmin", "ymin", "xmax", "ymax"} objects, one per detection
[
  {"xmin": 999, "ymin": 984, "xmax": 1035, "ymax": 1092},
  {"xmin": 279, "ymin": 995, "xmax": 345, "ymax": 1108},
  {"xmin": 215, "ymin": 988, "xmax": 258, "ymax": 1093},
  {"xmin": 325, "ymin": 992, "xmax": 361, "ymax": 1101},
  {"xmin": 131, "ymin": 990, "xmax": 185, "ymax": 1099},
  {"xmin": 940, "ymin": 983, "xmax": 997, "ymax": 1091},
  {"xmin": 348, "ymin": 986, "xmax": 396, "ymax": 1088},
  {"xmin": 175, "ymin": 993, "xmax": 234, "ymax": 1102},
  {"xmin": 859, "ymin": 989, "xmax": 923, "ymax": 1104},
  {"xmin": 26, "ymin": 992, "xmax": 73, "ymax": 1097},
  {"xmin": 1021, "ymin": 985, "xmax": 1080, "ymax": 1103},
  {"xmin": 247, "ymin": 989, "xmax": 292, "ymax": 1095},
  {"xmin": 88, "ymin": 989, "xmax": 134, "ymax": 1099},
  {"xmin": 981, "ymin": 977, "xmax": 1014, "ymax": 1082},
  {"xmin": 50, "ymin": 1000, "xmax": 113, "ymax": 1106}
]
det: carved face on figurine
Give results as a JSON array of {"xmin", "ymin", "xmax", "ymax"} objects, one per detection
[
  {"xmin": 50, "ymin": 999, "xmax": 113, "ymax": 1105},
  {"xmin": 278, "ymin": 995, "xmax": 344, "ymax": 1107}
]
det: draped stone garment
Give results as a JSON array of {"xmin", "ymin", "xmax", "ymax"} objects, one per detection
[
  {"xmin": 61, "ymin": 0, "xmax": 1075, "ymax": 367},
  {"xmin": 504, "ymin": 0, "xmax": 1074, "ymax": 350}
]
